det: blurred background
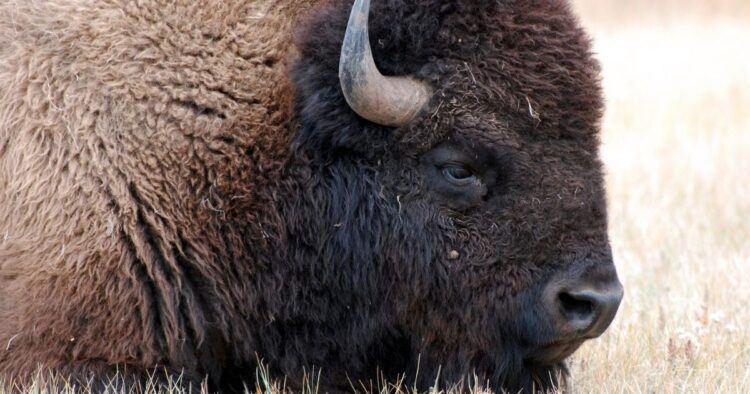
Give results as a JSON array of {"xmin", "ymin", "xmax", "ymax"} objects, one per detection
[{"xmin": 568, "ymin": 1, "xmax": 750, "ymax": 391}]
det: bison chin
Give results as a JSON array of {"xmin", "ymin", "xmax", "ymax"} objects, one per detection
[
  {"xmin": 488, "ymin": 269, "xmax": 620, "ymax": 392},
  {"xmin": 404, "ymin": 343, "xmax": 570, "ymax": 394},
  {"xmin": 394, "ymin": 303, "xmax": 573, "ymax": 392},
  {"xmin": 399, "ymin": 262, "xmax": 621, "ymax": 393}
]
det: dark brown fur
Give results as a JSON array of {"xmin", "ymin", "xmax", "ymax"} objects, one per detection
[{"xmin": 0, "ymin": 0, "xmax": 611, "ymax": 392}]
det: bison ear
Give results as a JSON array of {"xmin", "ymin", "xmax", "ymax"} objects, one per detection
[{"xmin": 338, "ymin": 0, "xmax": 433, "ymax": 127}]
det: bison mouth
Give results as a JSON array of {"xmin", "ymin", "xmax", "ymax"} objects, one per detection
[
  {"xmin": 516, "ymin": 263, "xmax": 623, "ymax": 368},
  {"xmin": 526, "ymin": 339, "xmax": 585, "ymax": 366}
]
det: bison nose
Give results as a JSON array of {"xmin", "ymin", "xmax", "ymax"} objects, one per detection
[{"xmin": 546, "ymin": 276, "xmax": 624, "ymax": 339}]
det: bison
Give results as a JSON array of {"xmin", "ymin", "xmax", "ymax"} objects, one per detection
[{"xmin": 0, "ymin": 0, "xmax": 623, "ymax": 392}]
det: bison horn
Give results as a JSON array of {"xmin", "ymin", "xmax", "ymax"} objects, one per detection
[{"xmin": 339, "ymin": 0, "xmax": 432, "ymax": 127}]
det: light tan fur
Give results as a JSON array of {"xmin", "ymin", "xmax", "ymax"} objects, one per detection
[{"xmin": 0, "ymin": 0, "xmax": 320, "ymax": 382}]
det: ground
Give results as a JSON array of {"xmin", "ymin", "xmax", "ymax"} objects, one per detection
[{"xmin": 2, "ymin": 0, "xmax": 749, "ymax": 392}]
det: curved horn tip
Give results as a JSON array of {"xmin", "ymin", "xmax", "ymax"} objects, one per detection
[{"xmin": 338, "ymin": 0, "xmax": 432, "ymax": 127}]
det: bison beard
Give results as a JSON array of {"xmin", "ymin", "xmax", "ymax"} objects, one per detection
[{"xmin": 0, "ymin": 0, "xmax": 616, "ymax": 393}]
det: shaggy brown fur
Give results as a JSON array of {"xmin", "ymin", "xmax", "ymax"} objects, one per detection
[
  {"xmin": 0, "ymin": 0, "xmax": 318, "ymax": 387},
  {"xmin": 1, "ymin": 0, "xmax": 616, "ymax": 392}
]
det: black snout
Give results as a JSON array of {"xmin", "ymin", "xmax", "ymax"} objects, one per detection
[{"xmin": 545, "ymin": 272, "xmax": 623, "ymax": 339}]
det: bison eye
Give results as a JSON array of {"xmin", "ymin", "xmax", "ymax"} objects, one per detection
[
  {"xmin": 420, "ymin": 144, "xmax": 491, "ymax": 209},
  {"xmin": 441, "ymin": 165, "xmax": 476, "ymax": 185}
]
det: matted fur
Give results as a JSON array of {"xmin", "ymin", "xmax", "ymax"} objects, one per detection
[{"xmin": 0, "ymin": 0, "xmax": 612, "ymax": 392}]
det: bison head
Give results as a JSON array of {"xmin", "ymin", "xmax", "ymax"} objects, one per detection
[{"xmin": 275, "ymin": 0, "xmax": 623, "ymax": 391}]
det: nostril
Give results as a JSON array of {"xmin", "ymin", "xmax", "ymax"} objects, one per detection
[
  {"xmin": 544, "ymin": 274, "xmax": 624, "ymax": 340},
  {"xmin": 551, "ymin": 284, "xmax": 623, "ymax": 338},
  {"xmin": 558, "ymin": 291, "xmax": 595, "ymax": 321}
]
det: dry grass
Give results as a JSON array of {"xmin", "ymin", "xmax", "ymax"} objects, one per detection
[
  {"xmin": 3, "ymin": 1, "xmax": 749, "ymax": 393},
  {"xmin": 568, "ymin": 1, "xmax": 750, "ymax": 392}
]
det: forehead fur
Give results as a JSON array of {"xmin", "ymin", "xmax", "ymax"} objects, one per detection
[{"xmin": 293, "ymin": 0, "xmax": 603, "ymax": 157}]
